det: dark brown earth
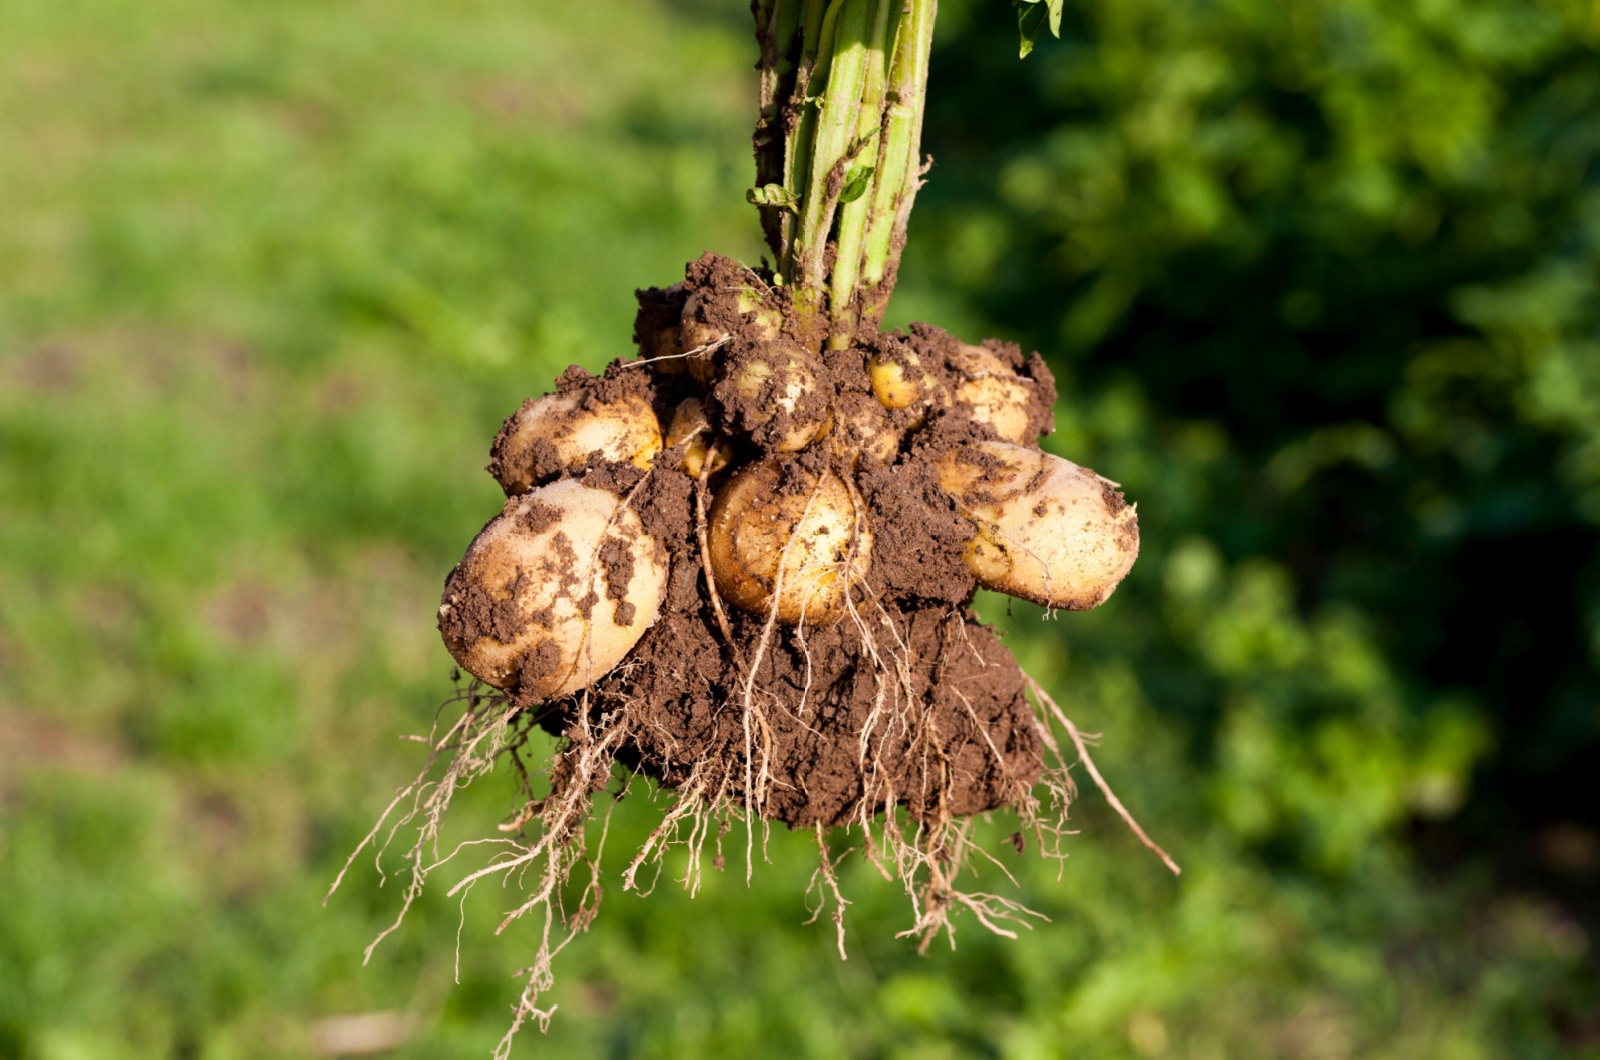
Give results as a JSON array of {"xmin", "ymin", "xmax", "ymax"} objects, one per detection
[
  {"xmin": 585, "ymin": 598, "xmax": 1040, "ymax": 829},
  {"xmin": 450, "ymin": 252, "xmax": 1071, "ymax": 829}
]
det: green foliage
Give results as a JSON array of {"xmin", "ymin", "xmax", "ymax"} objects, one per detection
[
  {"xmin": 916, "ymin": 0, "xmax": 1600, "ymax": 1045},
  {"xmin": 838, "ymin": 162, "xmax": 876, "ymax": 204},
  {"xmin": 0, "ymin": 0, "xmax": 1595, "ymax": 1058},
  {"xmin": 921, "ymin": 0, "xmax": 1600, "ymax": 828},
  {"xmin": 1013, "ymin": 0, "xmax": 1064, "ymax": 59}
]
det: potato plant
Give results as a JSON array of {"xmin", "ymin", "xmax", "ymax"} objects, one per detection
[{"xmin": 333, "ymin": 3, "xmax": 1174, "ymax": 1051}]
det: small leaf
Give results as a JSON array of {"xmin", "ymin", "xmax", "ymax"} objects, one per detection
[
  {"xmin": 745, "ymin": 183, "xmax": 799, "ymax": 211},
  {"xmin": 1013, "ymin": 0, "xmax": 1062, "ymax": 59},
  {"xmin": 1015, "ymin": 1, "xmax": 1048, "ymax": 59},
  {"xmin": 838, "ymin": 164, "xmax": 874, "ymax": 205}
]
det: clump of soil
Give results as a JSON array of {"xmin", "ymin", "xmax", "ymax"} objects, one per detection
[{"xmin": 591, "ymin": 596, "xmax": 1038, "ymax": 829}]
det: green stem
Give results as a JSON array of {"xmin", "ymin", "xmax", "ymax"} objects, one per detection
[
  {"xmin": 827, "ymin": 0, "xmax": 896, "ymax": 348},
  {"xmin": 752, "ymin": 0, "xmax": 937, "ymax": 345},
  {"xmin": 858, "ymin": 0, "xmax": 934, "ymax": 319},
  {"xmin": 794, "ymin": 0, "xmax": 871, "ymax": 330},
  {"xmin": 784, "ymin": 0, "xmax": 846, "ymax": 289}
]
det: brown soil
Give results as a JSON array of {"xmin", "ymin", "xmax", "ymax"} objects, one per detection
[
  {"xmin": 453, "ymin": 252, "xmax": 1076, "ymax": 829},
  {"xmin": 577, "ymin": 596, "xmax": 1039, "ymax": 828}
]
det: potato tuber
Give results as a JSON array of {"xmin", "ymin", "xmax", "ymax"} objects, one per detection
[
  {"xmin": 949, "ymin": 345, "xmax": 1039, "ymax": 446},
  {"xmin": 490, "ymin": 391, "xmax": 661, "ymax": 495},
  {"xmin": 438, "ymin": 480, "xmax": 668, "ymax": 699},
  {"xmin": 935, "ymin": 440, "xmax": 1138, "ymax": 610},
  {"xmin": 707, "ymin": 458, "xmax": 872, "ymax": 624}
]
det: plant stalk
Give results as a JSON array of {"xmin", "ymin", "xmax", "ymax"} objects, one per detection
[{"xmin": 752, "ymin": 0, "xmax": 937, "ymax": 347}]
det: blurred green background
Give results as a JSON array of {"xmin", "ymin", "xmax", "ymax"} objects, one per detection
[{"xmin": 2, "ymin": 0, "xmax": 1597, "ymax": 1056}]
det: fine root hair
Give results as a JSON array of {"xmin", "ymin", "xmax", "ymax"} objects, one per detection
[{"xmin": 331, "ymin": 634, "xmax": 1177, "ymax": 1055}]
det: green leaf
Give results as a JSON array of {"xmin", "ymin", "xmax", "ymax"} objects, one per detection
[
  {"xmin": 1013, "ymin": 0, "xmax": 1063, "ymax": 59},
  {"xmin": 838, "ymin": 164, "xmax": 874, "ymax": 205},
  {"xmin": 745, "ymin": 183, "xmax": 799, "ymax": 211}
]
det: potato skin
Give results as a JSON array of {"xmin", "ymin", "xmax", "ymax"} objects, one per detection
[
  {"xmin": 869, "ymin": 350, "xmax": 943, "ymax": 411},
  {"xmin": 707, "ymin": 459, "xmax": 873, "ymax": 624},
  {"xmin": 664, "ymin": 398, "xmax": 731, "ymax": 479},
  {"xmin": 438, "ymin": 481, "xmax": 669, "ymax": 699},
  {"xmin": 490, "ymin": 392, "xmax": 662, "ymax": 495},
  {"xmin": 950, "ymin": 344, "xmax": 1038, "ymax": 445},
  {"xmin": 679, "ymin": 287, "xmax": 781, "ymax": 383},
  {"xmin": 935, "ymin": 441, "xmax": 1138, "ymax": 610},
  {"xmin": 830, "ymin": 391, "xmax": 903, "ymax": 465},
  {"xmin": 679, "ymin": 291, "xmax": 729, "ymax": 383}
]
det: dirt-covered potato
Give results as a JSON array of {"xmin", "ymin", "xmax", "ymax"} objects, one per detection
[
  {"xmin": 490, "ymin": 391, "xmax": 662, "ymax": 496},
  {"xmin": 680, "ymin": 286, "xmax": 782, "ymax": 383},
  {"xmin": 935, "ymin": 440, "xmax": 1138, "ymax": 610},
  {"xmin": 664, "ymin": 398, "xmax": 731, "ymax": 479},
  {"xmin": 438, "ymin": 481, "xmax": 669, "ymax": 699},
  {"xmin": 708, "ymin": 459, "xmax": 873, "ymax": 624},
  {"xmin": 715, "ymin": 341, "xmax": 832, "ymax": 452},
  {"xmin": 950, "ymin": 344, "xmax": 1039, "ymax": 445},
  {"xmin": 830, "ymin": 391, "xmax": 903, "ymax": 465},
  {"xmin": 635, "ymin": 282, "xmax": 688, "ymax": 374}
]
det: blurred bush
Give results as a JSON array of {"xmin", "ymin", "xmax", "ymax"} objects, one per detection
[{"xmin": 921, "ymin": 0, "xmax": 1600, "ymax": 883}]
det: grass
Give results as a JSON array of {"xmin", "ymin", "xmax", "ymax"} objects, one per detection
[{"xmin": 1, "ymin": 1, "xmax": 1592, "ymax": 1057}]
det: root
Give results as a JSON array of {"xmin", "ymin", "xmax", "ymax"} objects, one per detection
[
  {"xmin": 804, "ymin": 823, "xmax": 852, "ymax": 961},
  {"xmin": 838, "ymin": 478, "xmax": 919, "ymax": 802},
  {"xmin": 622, "ymin": 770, "xmax": 709, "ymax": 896},
  {"xmin": 733, "ymin": 471, "xmax": 831, "ymax": 879},
  {"xmin": 693, "ymin": 438, "xmax": 738, "ymax": 651},
  {"xmin": 333, "ymin": 616, "xmax": 1173, "ymax": 1057},
  {"xmin": 493, "ymin": 800, "xmax": 614, "ymax": 1055},
  {"xmin": 624, "ymin": 333, "xmax": 732, "ymax": 370},
  {"xmin": 327, "ymin": 682, "xmax": 635, "ymax": 1052},
  {"xmin": 1023, "ymin": 673, "xmax": 1181, "ymax": 876},
  {"xmin": 325, "ymin": 678, "xmax": 522, "ymax": 961}
]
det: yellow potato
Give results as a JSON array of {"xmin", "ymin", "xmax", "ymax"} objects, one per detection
[
  {"xmin": 490, "ymin": 391, "xmax": 661, "ymax": 495},
  {"xmin": 869, "ymin": 349, "xmax": 945, "ymax": 412},
  {"xmin": 935, "ymin": 441, "xmax": 1138, "ymax": 610},
  {"xmin": 950, "ymin": 344, "xmax": 1038, "ymax": 445},
  {"xmin": 736, "ymin": 286, "xmax": 785, "ymax": 339},
  {"xmin": 664, "ymin": 398, "xmax": 731, "ymax": 479},
  {"xmin": 634, "ymin": 281, "xmax": 689, "ymax": 374},
  {"xmin": 438, "ymin": 481, "xmax": 669, "ymax": 699},
  {"xmin": 708, "ymin": 459, "xmax": 873, "ymax": 624},
  {"xmin": 640, "ymin": 324, "xmax": 686, "ymax": 375},
  {"xmin": 679, "ymin": 291, "xmax": 728, "ymax": 383},
  {"xmin": 679, "ymin": 287, "xmax": 782, "ymax": 383}
]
